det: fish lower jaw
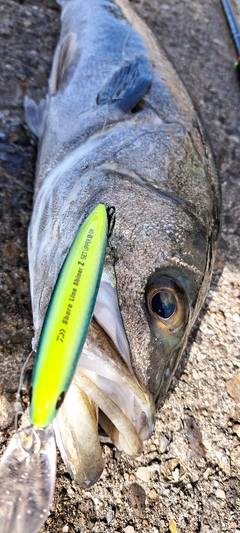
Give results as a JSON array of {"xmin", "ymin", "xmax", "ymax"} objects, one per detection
[{"xmin": 74, "ymin": 365, "xmax": 155, "ymax": 455}]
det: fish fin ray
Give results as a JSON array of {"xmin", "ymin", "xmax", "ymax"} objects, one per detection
[
  {"xmin": 49, "ymin": 32, "xmax": 79, "ymax": 95},
  {"xmin": 97, "ymin": 54, "xmax": 152, "ymax": 112},
  {"xmin": 24, "ymin": 95, "xmax": 49, "ymax": 139}
]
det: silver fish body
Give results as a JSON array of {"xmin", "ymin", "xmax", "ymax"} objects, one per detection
[{"xmin": 25, "ymin": 0, "xmax": 220, "ymax": 486}]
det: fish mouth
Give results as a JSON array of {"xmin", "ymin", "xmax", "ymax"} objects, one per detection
[{"xmin": 53, "ymin": 264, "xmax": 155, "ymax": 487}]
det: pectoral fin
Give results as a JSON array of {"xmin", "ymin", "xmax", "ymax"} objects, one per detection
[
  {"xmin": 24, "ymin": 33, "xmax": 79, "ymax": 138},
  {"xmin": 24, "ymin": 95, "xmax": 48, "ymax": 139},
  {"xmin": 97, "ymin": 54, "xmax": 152, "ymax": 112},
  {"xmin": 49, "ymin": 32, "xmax": 79, "ymax": 95}
]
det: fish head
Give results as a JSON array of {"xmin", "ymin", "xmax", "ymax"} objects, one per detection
[
  {"xmin": 53, "ymin": 152, "xmax": 219, "ymax": 483},
  {"xmin": 99, "ymin": 180, "xmax": 211, "ymax": 406}
]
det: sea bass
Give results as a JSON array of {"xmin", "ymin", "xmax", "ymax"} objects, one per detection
[
  {"xmin": 0, "ymin": 0, "xmax": 220, "ymax": 530},
  {"xmin": 26, "ymin": 0, "xmax": 220, "ymax": 479}
]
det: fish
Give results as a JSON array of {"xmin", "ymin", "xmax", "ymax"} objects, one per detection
[
  {"xmin": 26, "ymin": 0, "xmax": 220, "ymax": 482},
  {"xmin": 0, "ymin": 0, "xmax": 221, "ymax": 530}
]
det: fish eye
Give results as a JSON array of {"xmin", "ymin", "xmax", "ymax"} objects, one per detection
[
  {"xmin": 146, "ymin": 276, "xmax": 188, "ymax": 333},
  {"xmin": 151, "ymin": 290, "xmax": 177, "ymax": 319}
]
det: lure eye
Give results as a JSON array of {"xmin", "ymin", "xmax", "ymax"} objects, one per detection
[
  {"xmin": 146, "ymin": 276, "xmax": 188, "ymax": 333},
  {"xmin": 56, "ymin": 391, "xmax": 66, "ymax": 411}
]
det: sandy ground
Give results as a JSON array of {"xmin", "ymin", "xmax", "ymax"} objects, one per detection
[{"xmin": 0, "ymin": 0, "xmax": 240, "ymax": 532}]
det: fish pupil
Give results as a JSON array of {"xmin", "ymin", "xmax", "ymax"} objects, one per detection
[{"xmin": 151, "ymin": 291, "xmax": 176, "ymax": 319}]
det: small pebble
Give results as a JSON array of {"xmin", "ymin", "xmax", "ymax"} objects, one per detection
[
  {"xmin": 235, "ymin": 406, "xmax": 240, "ymax": 421},
  {"xmin": 93, "ymin": 497, "xmax": 104, "ymax": 513},
  {"xmin": 231, "ymin": 306, "xmax": 240, "ymax": 314},
  {"xmin": 23, "ymin": 19, "xmax": 32, "ymax": 28},
  {"xmin": 2, "ymin": 242, "xmax": 20, "ymax": 259},
  {"xmin": 232, "ymin": 313, "xmax": 240, "ymax": 323},
  {"xmin": 123, "ymin": 527, "xmax": 135, "ymax": 533},
  {"xmin": 159, "ymin": 434, "xmax": 170, "ymax": 453},
  {"xmin": 149, "ymin": 488, "xmax": 158, "ymax": 500},
  {"xmin": 192, "ymin": 368, "xmax": 199, "ymax": 380},
  {"xmin": 136, "ymin": 466, "xmax": 151, "ymax": 482},
  {"xmin": 161, "ymin": 457, "xmax": 186, "ymax": 481},
  {"xmin": 106, "ymin": 505, "xmax": 115, "ymax": 524},
  {"xmin": 218, "ymin": 456, "xmax": 231, "ymax": 476},
  {"xmin": 216, "ymin": 344, "xmax": 228, "ymax": 356},
  {"xmin": 203, "ymin": 468, "xmax": 213, "ymax": 479},
  {"xmin": 62, "ymin": 526, "xmax": 69, "ymax": 533},
  {"xmin": 168, "ymin": 519, "xmax": 178, "ymax": 533},
  {"xmin": 0, "ymin": 390, "xmax": 15, "ymax": 430},
  {"xmin": 78, "ymin": 498, "xmax": 96, "ymax": 520},
  {"xmin": 172, "ymin": 468, "xmax": 179, "ymax": 482},
  {"xmin": 226, "ymin": 374, "xmax": 240, "ymax": 402},
  {"xmin": 232, "ymin": 424, "xmax": 240, "ymax": 437},
  {"xmin": 128, "ymin": 483, "xmax": 146, "ymax": 516},
  {"xmin": 231, "ymin": 445, "xmax": 240, "ymax": 468},
  {"xmin": 215, "ymin": 488, "xmax": 226, "ymax": 500},
  {"xmin": 216, "ymin": 311, "xmax": 225, "ymax": 323}
]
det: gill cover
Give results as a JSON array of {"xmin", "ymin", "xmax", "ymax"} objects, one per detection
[{"xmin": 30, "ymin": 203, "xmax": 108, "ymax": 427}]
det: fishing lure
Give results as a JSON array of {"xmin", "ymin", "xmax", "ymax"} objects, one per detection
[
  {"xmin": 0, "ymin": 203, "xmax": 111, "ymax": 533},
  {"xmin": 30, "ymin": 202, "xmax": 109, "ymax": 427},
  {"xmin": 221, "ymin": 0, "xmax": 240, "ymax": 77}
]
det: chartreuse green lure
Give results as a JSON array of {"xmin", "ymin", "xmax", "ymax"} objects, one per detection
[{"xmin": 30, "ymin": 203, "xmax": 108, "ymax": 427}]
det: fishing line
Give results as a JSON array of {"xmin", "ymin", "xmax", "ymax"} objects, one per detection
[
  {"xmin": 90, "ymin": 0, "xmax": 141, "ymax": 166},
  {"xmin": 121, "ymin": 0, "xmax": 137, "ymax": 59}
]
